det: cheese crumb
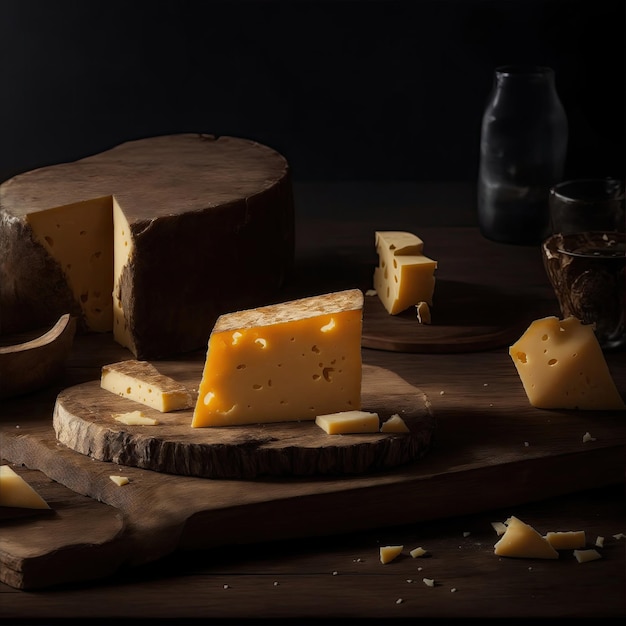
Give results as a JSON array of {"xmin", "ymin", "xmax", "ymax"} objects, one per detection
[
  {"xmin": 365, "ymin": 289, "xmax": 377, "ymax": 296},
  {"xmin": 595, "ymin": 536, "xmax": 605, "ymax": 548},
  {"xmin": 582, "ymin": 431, "xmax": 596, "ymax": 443},
  {"xmin": 409, "ymin": 547, "xmax": 427, "ymax": 558},
  {"xmin": 491, "ymin": 521, "xmax": 508, "ymax": 536},
  {"xmin": 451, "ymin": 588, "xmax": 457, "ymax": 593},
  {"xmin": 423, "ymin": 578, "xmax": 435, "ymax": 587},
  {"xmin": 573, "ymin": 549, "xmax": 602, "ymax": 563},
  {"xmin": 109, "ymin": 475, "xmax": 129, "ymax": 486},
  {"xmin": 395, "ymin": 598, "xmax": 403, "ymax": 604},
  {"xmin": 613, "ymin": 533, "xmax": 626, "ymax": 540},
  {"xmin": 463, "ymin": 531, "xmax": 471, "ymax": 537}
]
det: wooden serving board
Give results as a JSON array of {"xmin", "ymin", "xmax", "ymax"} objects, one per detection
[{"xmin": 52, "ymin": 365, "xmax": 435, "ymax": 479}]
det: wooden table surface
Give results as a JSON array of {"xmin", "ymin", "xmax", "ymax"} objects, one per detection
[{"xmin": 1, "ymin": 181, "xmax": 625, "ymax": 622}]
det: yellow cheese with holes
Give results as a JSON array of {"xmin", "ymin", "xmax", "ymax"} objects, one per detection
[
  {"xmin": 373, "ymin": 231, "xmax": 437, "ymax": 315},
  {"xmin": 380, "ymin": 545, "xmax": 403, "ymax": 564},
  {"xmin": 101, "ymin": 360, "xmax": 194, "ymax": 412},
  {"xmin": 0, "ymin": 465, "xmax": 50, "ymax": 509},
  {"xmin": 192, "ymin": 289, "xmax": 363, "ymax": 427},
  {"xmin": 494, "ymin": 516, "xmax": 559, "ymax": 559},
  {"xmin": 315, "ymin": 410, "xmax": 379, "ymax": 434},
  {"xmin": 509, "ymin": 316, "xmax": 625, "ymax": 410},
  {"xmin": 545, "ymin": 530, "xmax": 586, "ymax": 550}
]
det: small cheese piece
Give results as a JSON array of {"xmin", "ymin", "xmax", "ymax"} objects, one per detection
[
  {"xmin": 101, "ymin": 360, "xmax": 194, "ymax": 412},
  {"xmin": 545, "ymin": 530, "xmax": 586, "ymax": 550},
  {"xmin": 380, "ymin": 545, "xmax": 403, "ymax": 564},
  {"xmin": 192, "ymin": 289, "xmax": 363, "ymax": 427},
  {"xmin": 380, "ymin": 414, "xmax": 410, "ymax": 433},
  {"xmin": 109, "ymin": 475, "xmax": 130, "ymax": 487},
  {"xmin": 494, "ymin": 516, "xmax": 559, "ymax": 559},
  {"xmin": 422, "ymin": 578, "xmax": 435, "ymax": 587},
  {"xmin": 373, "ymin": 231, "xmax": 437, "ymax": 315},
  {"xmin": 316, "ymin": 410, "xmax": 379, "ymax": 434},
  {"xmin": 573, "ymin": 548, "xmax": 602, "ymax": 563},
  {"xmin": 415, "ymin": 301, "xmax": 431, "ymax": 324},
  {"xmin": 491, "ymin": 521, "xmax": 508, "ymax": 536},
  {"xmin": 409, "ymin": 547, "xmax": 427, "ymax": 558},
  {"xmin": 0, "ymin": 465, "xmax": 50, "ymax": 509},
  {"xmin": 595, "ymin": 536, "xmax": 605, "ymax": 548},
  {"xmin": 113, "ymin": 410, "xmax": 159, "ymax": 426},
  {"xmin": 509, "ymin": 316, "xmax": 626, "ymax": 410}
]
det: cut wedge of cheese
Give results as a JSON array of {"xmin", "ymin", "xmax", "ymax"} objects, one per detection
[
  {"xmin": 101, "ymin": 360, "xmax": 194, "ymax": 412},
  {"xmin": 380, "ymin": 414, "xmax": 410, "ymax": 433},
  {"xmin": 545, "ymin": 530, "xmax": 586, "ymax": 550},
  {"xmin": 373, "ymin": 231, "xmax": 437, "ymax": 315},
  {"xmin": 0, "ymin": 465, "xmax": 50, "ymax": 509},
  {"xmin": 494, "ymin": 516, "xmax": 559, "ymax": 559},
  {"xmin": 380, "ymin": 545, "xmax": 403, "ymax": 564},
  {"xmin": 192, "ymin": 289, "xmax": 364, "ymax": 427},
  {"xmin": 0, "ymin": 134, "xmax": 294, "ymax": 359},
  {"xmin": 509, "ymin": 316, "xmax": 625, "ymax": 410},
  {"xmin": 315, "ymin": 410, "xmax": 379, "ymax": 434}
]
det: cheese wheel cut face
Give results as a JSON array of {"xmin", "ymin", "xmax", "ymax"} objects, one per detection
[
  {"xmin": 373, "ymin": 231, "xmax": 437, "ymax": 315},
  {"xmin": 0, "ymin": 134, "xmax": 295, "ymax": 359},
  {"xmin": 509, "ymin": 316, "xmax": 625, "ymax": 410},
  {"xmin": 192, "ymin": 289, "xmax": 363, "ymax": 427}
]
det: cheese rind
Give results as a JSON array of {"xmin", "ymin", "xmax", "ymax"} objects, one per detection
[
  {"xmin": 192, "ymin": 289, "xmax": 364, "ymax": 427},
  {"xmin": 0, "ymin": 465, "xmax": 50, "ymax": 509},
  {"xmin": 101, "ymin": 360, "xmax": 194, "ymax": 412},
  {"xmin": 494, "ymin": 516, "xmax": 559, "ymax": 559},
  {"xmin": 509, "ymin": 316, "xmax": 625, "ymax": 410},
  {"xmin": 373, "ymin": 231, "xmax": 437, "ymax": 315},
  {"xmin": 315, "ymin": 410, "xmax": 379, "ymax": 434}
]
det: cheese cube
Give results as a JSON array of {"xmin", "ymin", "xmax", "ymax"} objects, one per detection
[
  {"xmin": 509, "ymin": 316, "xmax": 625, "ymax": 410},
  {"xmin": 494, "ymin": 516, "xmax": 559, "ymax": 559},
  {"xmin": 101, "ymin": 360, "xmax": 194, "ymax": 412},
  {"xmin": 0, "ymin": 465, "xmax": 50, "ymax": 509},
  {"xmin": 315, "ymin": 410, "xmax": 379, "ymax": 434},
  {"xmin": 545, "ymin": 530, "xmax": 586, "ymax": 550},
  {"xmin": 192, "ymin": 289, "xmax": 363, "ymax": 427},
  {"xmin": 373, "ymin": 231, "xmax": 437, "ymax": 315}
]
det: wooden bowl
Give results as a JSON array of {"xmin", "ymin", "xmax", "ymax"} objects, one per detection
[{"xmin": 0, "ymin": 314, "xmax": 77, "ymax": 400}]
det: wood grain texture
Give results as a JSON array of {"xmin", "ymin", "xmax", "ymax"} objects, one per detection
[{"xmin": 52, "ymin": 364, "xmax": 435, "ymax": 479}]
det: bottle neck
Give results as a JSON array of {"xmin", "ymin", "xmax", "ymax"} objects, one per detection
[{"xmin": 493, "ymin": 65, "xmax": 557, "ymax": 99}]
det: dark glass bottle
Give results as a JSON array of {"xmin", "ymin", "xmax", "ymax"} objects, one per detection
[{"xmin": 477, "ymin": 65, "xmax": 568, "ymax": 245}]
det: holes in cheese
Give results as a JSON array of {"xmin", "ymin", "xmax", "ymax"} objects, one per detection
[
  {"xmin": 192, "ymin": 289, "xmax": 363, "ymax": 427},
  {"xmin": 0, "ymin": 465, "xmax": 50, "ymax": 509},
  {"xmin": 493, "ymin": 516, "xmax": 559, "ymax": 559},
  {"xmin": 509, "ymin": 316, "xmax": 625, "ymax": 410},
  {"xmin": 372, "ymin": 231, "xmax": 437, "ymax": 315},
  {"xmin": 101, "ymin": 360, "xmax": 194, "ymax": 413}
]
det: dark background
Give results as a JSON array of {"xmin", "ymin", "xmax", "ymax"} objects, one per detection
[{"xmin": 0, "ymin": 0, "xmax": 623, "ymax": 184}]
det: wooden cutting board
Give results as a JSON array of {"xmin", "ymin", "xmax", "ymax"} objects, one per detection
[
  {"xmin": 52, "ymin": 364, "xmax": 435, "ymax": 479},
  {"xmin": 2, "ymin": 346, "xmax": 625, "ymax": 590}
]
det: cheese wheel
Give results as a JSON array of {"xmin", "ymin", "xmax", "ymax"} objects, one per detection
[{"xmin": 0, "ymin": 134, "xmax": 294, "ymax": 359}]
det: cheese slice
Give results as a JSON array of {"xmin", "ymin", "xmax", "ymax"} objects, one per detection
[
  {"xmin": 113, "ymin": 410, "xmax": 159, "ymax": 426},
  {"xmin": 315, "ymin": 410, "xmax": 379, "ymax": 434},
  {"xmin": 509, "ymin": 316, "xmax": 625, "ymax": 410},
  {"xmin": 380, "ymin": 545, "xmax": 403, "ymax": 564},
  {"xmin": 545, "ymin": 530, "xmax": 586, "ymax": 550},
  {"xmin": 192, "ymin": 289, "xmax": 363, "ymax": 427},
  {"xmin": 101, "ymin": 360, "xmax": 194, "ymax": 412},
  {"xmin": 0, "ymin": 465, "xmax": 50, "ymax": 509},
  {"xmin": 380, "ymin": 414, "xmax": 410, "ymax": 433},
  {"xmin": 373, "ymin": 231, "xmax": 437, "ymax": 315},
  {"xmin": 494, "ymin": 516, "xmax": 559, "ymax": 559}
]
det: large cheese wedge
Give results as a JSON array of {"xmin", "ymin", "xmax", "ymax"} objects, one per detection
[
  {"xmin": 192, "ymin": 289, "xmax": 363, "ymax": 427},
  {"xmin": 373, "ymin": 231, "xmax": 437, "ymax": 315},
  {"xmin": 0, "ymin": 465, "xmax": 50, "ymax": 509},
  {"xmin": 509, "ymin": 316, "xmax": 625, "ymax": 410},
  {"xmin": 101, "ymin": 360, "xmax": 194, "ymax": 412},
  {"xmin": 0, "ymin": 134, "xmax": 294, "ymax": 359},
  {"xmin": 494, "ymin": 516, "xmax": 559, "ymax": 559}
]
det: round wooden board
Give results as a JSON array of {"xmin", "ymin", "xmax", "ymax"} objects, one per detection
[
  {"xmin": 52, "ymin": 364, "xmax": 435, "ymax": 479},
  {"xmin": 362, "ymin": 279, "xmax": 532, "ymax": 353}
]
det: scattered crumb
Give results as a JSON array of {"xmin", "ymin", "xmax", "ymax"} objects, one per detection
[
  {"xmin": 273, "ymin": 581, "xmax": 279, "ymax": 586},
  {"xmin": 396, "ymin": 598, "xmax": 403, "ymax": 604},
  {"xmin": 595, "ymin": 536, "xmax": 605, "ymax": 548},
  {"xmin": 365, "ymin": 289, "xmax": 377, "ymax": 297},
  {"xmin": 423, "ymin": 578, "xmax": 435, "ymax": 587},
  {"xmin": 409, "ymin": 547, "xmax": 427, "ymax": 558},
  {"xmin": 223, "ymin": 584, "xmax": 229, "ymax": 589},
  {"xmin": 109, "ymin": 475, "xmax": 129, "ymax": 486},
  {"xmin": 406, "ymin": 579, "xmax": 413, "ymax": 583},
  {"xmin": 463, "ymin": 531, "xmax": 471, "ymax": 537},
  {"xmin": 15, "ymin": 425, "xmax": 20, "ymax": 429},
  {"xmin": 573, "ymin": 549, "xmax": 602, "ymax": 563},
  {"xmin": 524, "ymin": 441, "xmax": 529, "ymax": 447},
  {"xmin": 332, "ymin": 571, "xmax": 338, "ymax": 576},
  {"xmin": 613, "ymin": 533, "xmax": 626, "ymax": 540},
  {"xmin": 491, "ymin": 521, "xmax": 507, "ymax": 536},
  {"xmin": 415, "ymin": 301, "xmax": 431, "ymax": 324},
  {"xmin": 451, "ymin": 588, "xmax": 457, "ymax": 593},
  {"xmin": 439, "ymin": 391, "xmax": 445, "ymax": 396},
  {"xmin": 582, "ymin": 431, "xmax": 596, "ymax": 443},
  {"xmin": 417, "ymin": 566, "xmax": 423, "ymax": 571}
]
